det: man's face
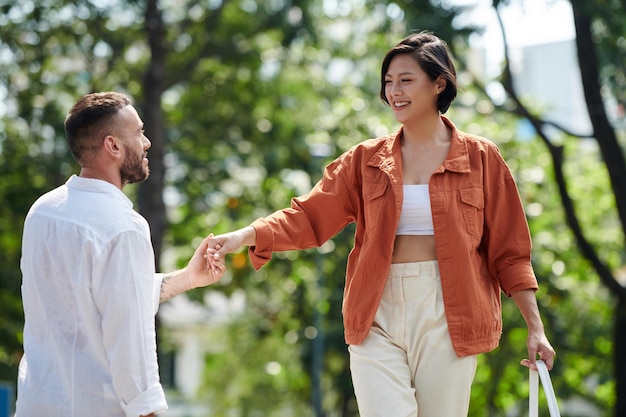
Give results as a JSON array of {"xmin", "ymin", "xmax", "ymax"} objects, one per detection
[
  {"xmin": 120, "ymin": 142, "xmax": 149, "ymax": 184},
  {"xmin": 115, "ymin": 105, "xmax": 151, "ymax": 184}
]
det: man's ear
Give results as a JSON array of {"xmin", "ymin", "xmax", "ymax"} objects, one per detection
[{"xmin": 102, "ymin": 135, "xmax": 122, "ymax": 158}]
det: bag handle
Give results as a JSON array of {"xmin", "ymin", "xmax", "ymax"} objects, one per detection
[{"xmin": 529, "ymin": 360, "xmax": 561, "ymax": 417}]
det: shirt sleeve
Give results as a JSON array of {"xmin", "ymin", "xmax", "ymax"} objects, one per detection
[
  {"xmin": 154, "ymin": 273, "xmax": 164, "ymax": 313},
  {"xmin": 92, "ymin": 231, "xmax": 168, "ymax": 417}
]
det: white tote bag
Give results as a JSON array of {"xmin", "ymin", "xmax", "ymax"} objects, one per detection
[{"xmin": 529, "ymin": 360, "xmax": 561, "ymax": 417}]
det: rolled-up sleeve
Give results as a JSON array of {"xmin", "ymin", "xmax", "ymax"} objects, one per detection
[
  {"xmin": 93, "ymin": 231, "xmax": 167, "ymax": 417},
  {"xmin": 482, "ymin": 146, "xmax": 538, "ymax": 296},
  {"xmin": 121, "ymin": 384, "xmax": 167, "ymax": 417}
]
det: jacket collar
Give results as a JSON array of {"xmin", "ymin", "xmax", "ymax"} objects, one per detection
[
  {"xmin": 438, "ymin": 116, "xmax": 470, "ymax": 174},
  {"xmin": 367, "ymin": 116, "xmax": 472, "ymax": 174},
  {"xmin": 366, "ymin": 130, "xmax": 400, "ymax": 173}
]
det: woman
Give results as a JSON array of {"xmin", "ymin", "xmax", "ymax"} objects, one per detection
[{"xmin": 207, "ymin": 31, "xmax": 555, "ymax": 416}]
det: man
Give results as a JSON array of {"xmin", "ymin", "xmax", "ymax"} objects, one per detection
[{"xmin": 15, "ymin": 92, "xmax": 224, "ymax": 417}]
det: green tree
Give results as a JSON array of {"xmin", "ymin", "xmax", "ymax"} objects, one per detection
[{"xmin": 0, "ymin": 0, "xmax": 86, "ymax": 382}]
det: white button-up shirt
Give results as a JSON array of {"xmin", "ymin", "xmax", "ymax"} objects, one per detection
[{"xmin": 16, "ymin": 175, "xmax": 167, "ymax": 417}]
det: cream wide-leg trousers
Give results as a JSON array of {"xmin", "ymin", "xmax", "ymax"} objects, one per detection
[{"xmin": 349, "ymin": 261, "xmax": 477, "ymax": 417}]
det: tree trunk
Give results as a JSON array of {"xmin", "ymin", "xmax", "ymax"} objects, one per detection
[
  {"xmin": 616, "ymin": 295, "xmax": 626, "ymax": 417},
  {"xmin": 570, "ymin": 2, "xmax": 626, "ymax": 415},
  {"xmin": 139, "ymin": 0, "xmax": 167, "ymax": 269},
  {"xmin": 571, "ymin": 1, "xmax": 626, "ymax": 233}
]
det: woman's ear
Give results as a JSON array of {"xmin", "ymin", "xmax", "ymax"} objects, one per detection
[{"xmin": 435, "ymin": 75, "xmax": 446, "ymax": 94}]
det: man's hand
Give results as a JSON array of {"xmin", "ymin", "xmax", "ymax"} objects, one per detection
[
  {"xmin": 188, "ymin": 233, "xmax": 225, "ymax": 288},
  {"xmin": 159, "ymin": 234, "xmax": 226, "ymax": 303}
]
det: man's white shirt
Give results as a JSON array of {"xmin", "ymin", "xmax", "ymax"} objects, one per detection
[{"xmin": 16, "ymin": 175, "xmax": 167, "ymax": 417}]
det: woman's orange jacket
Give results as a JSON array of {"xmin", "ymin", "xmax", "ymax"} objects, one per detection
[{"xmin": 248, "ymin": 116, "xmax": 538, "ymax": 356}]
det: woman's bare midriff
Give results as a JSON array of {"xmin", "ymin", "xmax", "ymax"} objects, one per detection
[{"xmin": 391, "ymin": 235, "xmax": 437, "ymax": 263}]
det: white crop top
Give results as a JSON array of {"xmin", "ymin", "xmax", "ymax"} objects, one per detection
[{"xmin": 396, "ymin": 185, "xmax": 434, "ymax": 235}]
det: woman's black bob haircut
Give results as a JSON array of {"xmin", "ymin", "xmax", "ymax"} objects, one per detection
[{"xmin": 380, "ymin": 31, "xmax": 457, "ymax": 114}]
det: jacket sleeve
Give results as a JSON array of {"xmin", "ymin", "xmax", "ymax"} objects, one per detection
[
  {"xmin": 481, "ymin": 144, "xmax": 539, "ymax": 296},
  {"xmin": 249, "ymin": 154, "xmax": 358, "ymax": 270}
]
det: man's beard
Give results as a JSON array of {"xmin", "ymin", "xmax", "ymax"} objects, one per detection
[{"xmin": 120, "ymin": 145, "xmax": 150, "ymax": 184}]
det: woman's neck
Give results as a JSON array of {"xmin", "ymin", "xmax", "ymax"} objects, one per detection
[{"xmin": 401, "ymin": 113, "xmax": 448, "ymax": 145}]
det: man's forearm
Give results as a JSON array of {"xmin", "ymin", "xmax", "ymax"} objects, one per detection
[{"xmin": 159, "ymin": 269, "xmax": 191, "ymax": 303}]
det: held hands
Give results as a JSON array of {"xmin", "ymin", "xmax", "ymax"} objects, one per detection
[
  {"xmin": 188, "ymin": 234, "xmax": 226, "ymax": 288},
  {"xmin": 159, "ymin": 234, "xmax": 226, "ymax": 303},
  {"xmin": 205, "ymin": 226, "xmax": 256, "ymax": 268}
]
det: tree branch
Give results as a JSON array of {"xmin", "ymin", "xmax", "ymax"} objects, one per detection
[{"xmin": 490, "ymin": 2, "xmax": 624, "ymax": 296}]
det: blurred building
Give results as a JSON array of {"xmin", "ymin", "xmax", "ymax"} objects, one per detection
[
  {"xmin": 510, "ymin": 38, "xmax": 622, "ymax": 137},
  {"xmin": 512, "ymin": 39, "xmax": 591, "ymax": 135},
  {"xmin": 158, "ymin": 290, "xmax": 245, "ymax": 416}
]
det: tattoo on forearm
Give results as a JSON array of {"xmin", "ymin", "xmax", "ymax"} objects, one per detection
[{"xmin": 160, "ymin": 273, "xmax": 174, "ymax": 301}]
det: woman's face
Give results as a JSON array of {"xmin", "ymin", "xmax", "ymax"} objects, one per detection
[{"xmin": 384, "ymin": 54, "xmax": 441, "ymax": 123}]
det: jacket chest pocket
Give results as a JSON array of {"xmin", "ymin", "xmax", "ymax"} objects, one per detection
[
  {"xmin": 459, "ymin": 188, "xmax": 484, "ymax": 242},
  {"xmin": 363, "ymin": 181, "xmax": 389, "ymax": 229}
]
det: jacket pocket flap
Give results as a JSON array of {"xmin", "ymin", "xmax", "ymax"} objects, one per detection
[
  {"xmin": 459, "ymin": 188, "xmax": 484, "ymax": 209},
  {"xmin": 363, "ymin": 181, "xmax": 388, "ymax": 201}
]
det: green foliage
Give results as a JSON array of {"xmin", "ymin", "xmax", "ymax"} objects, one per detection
[
  {"xmin": 571, "ymin": 0, "xmax": 626, "ymax": 109},
  {"xmin": 0, "ymin": 0, "xmax": 143, "ymax": 383}
]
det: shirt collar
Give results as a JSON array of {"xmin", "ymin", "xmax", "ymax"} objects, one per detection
[{"xmin": 66, "ymin": 175, "xmax": 134, "ymax": 209}]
